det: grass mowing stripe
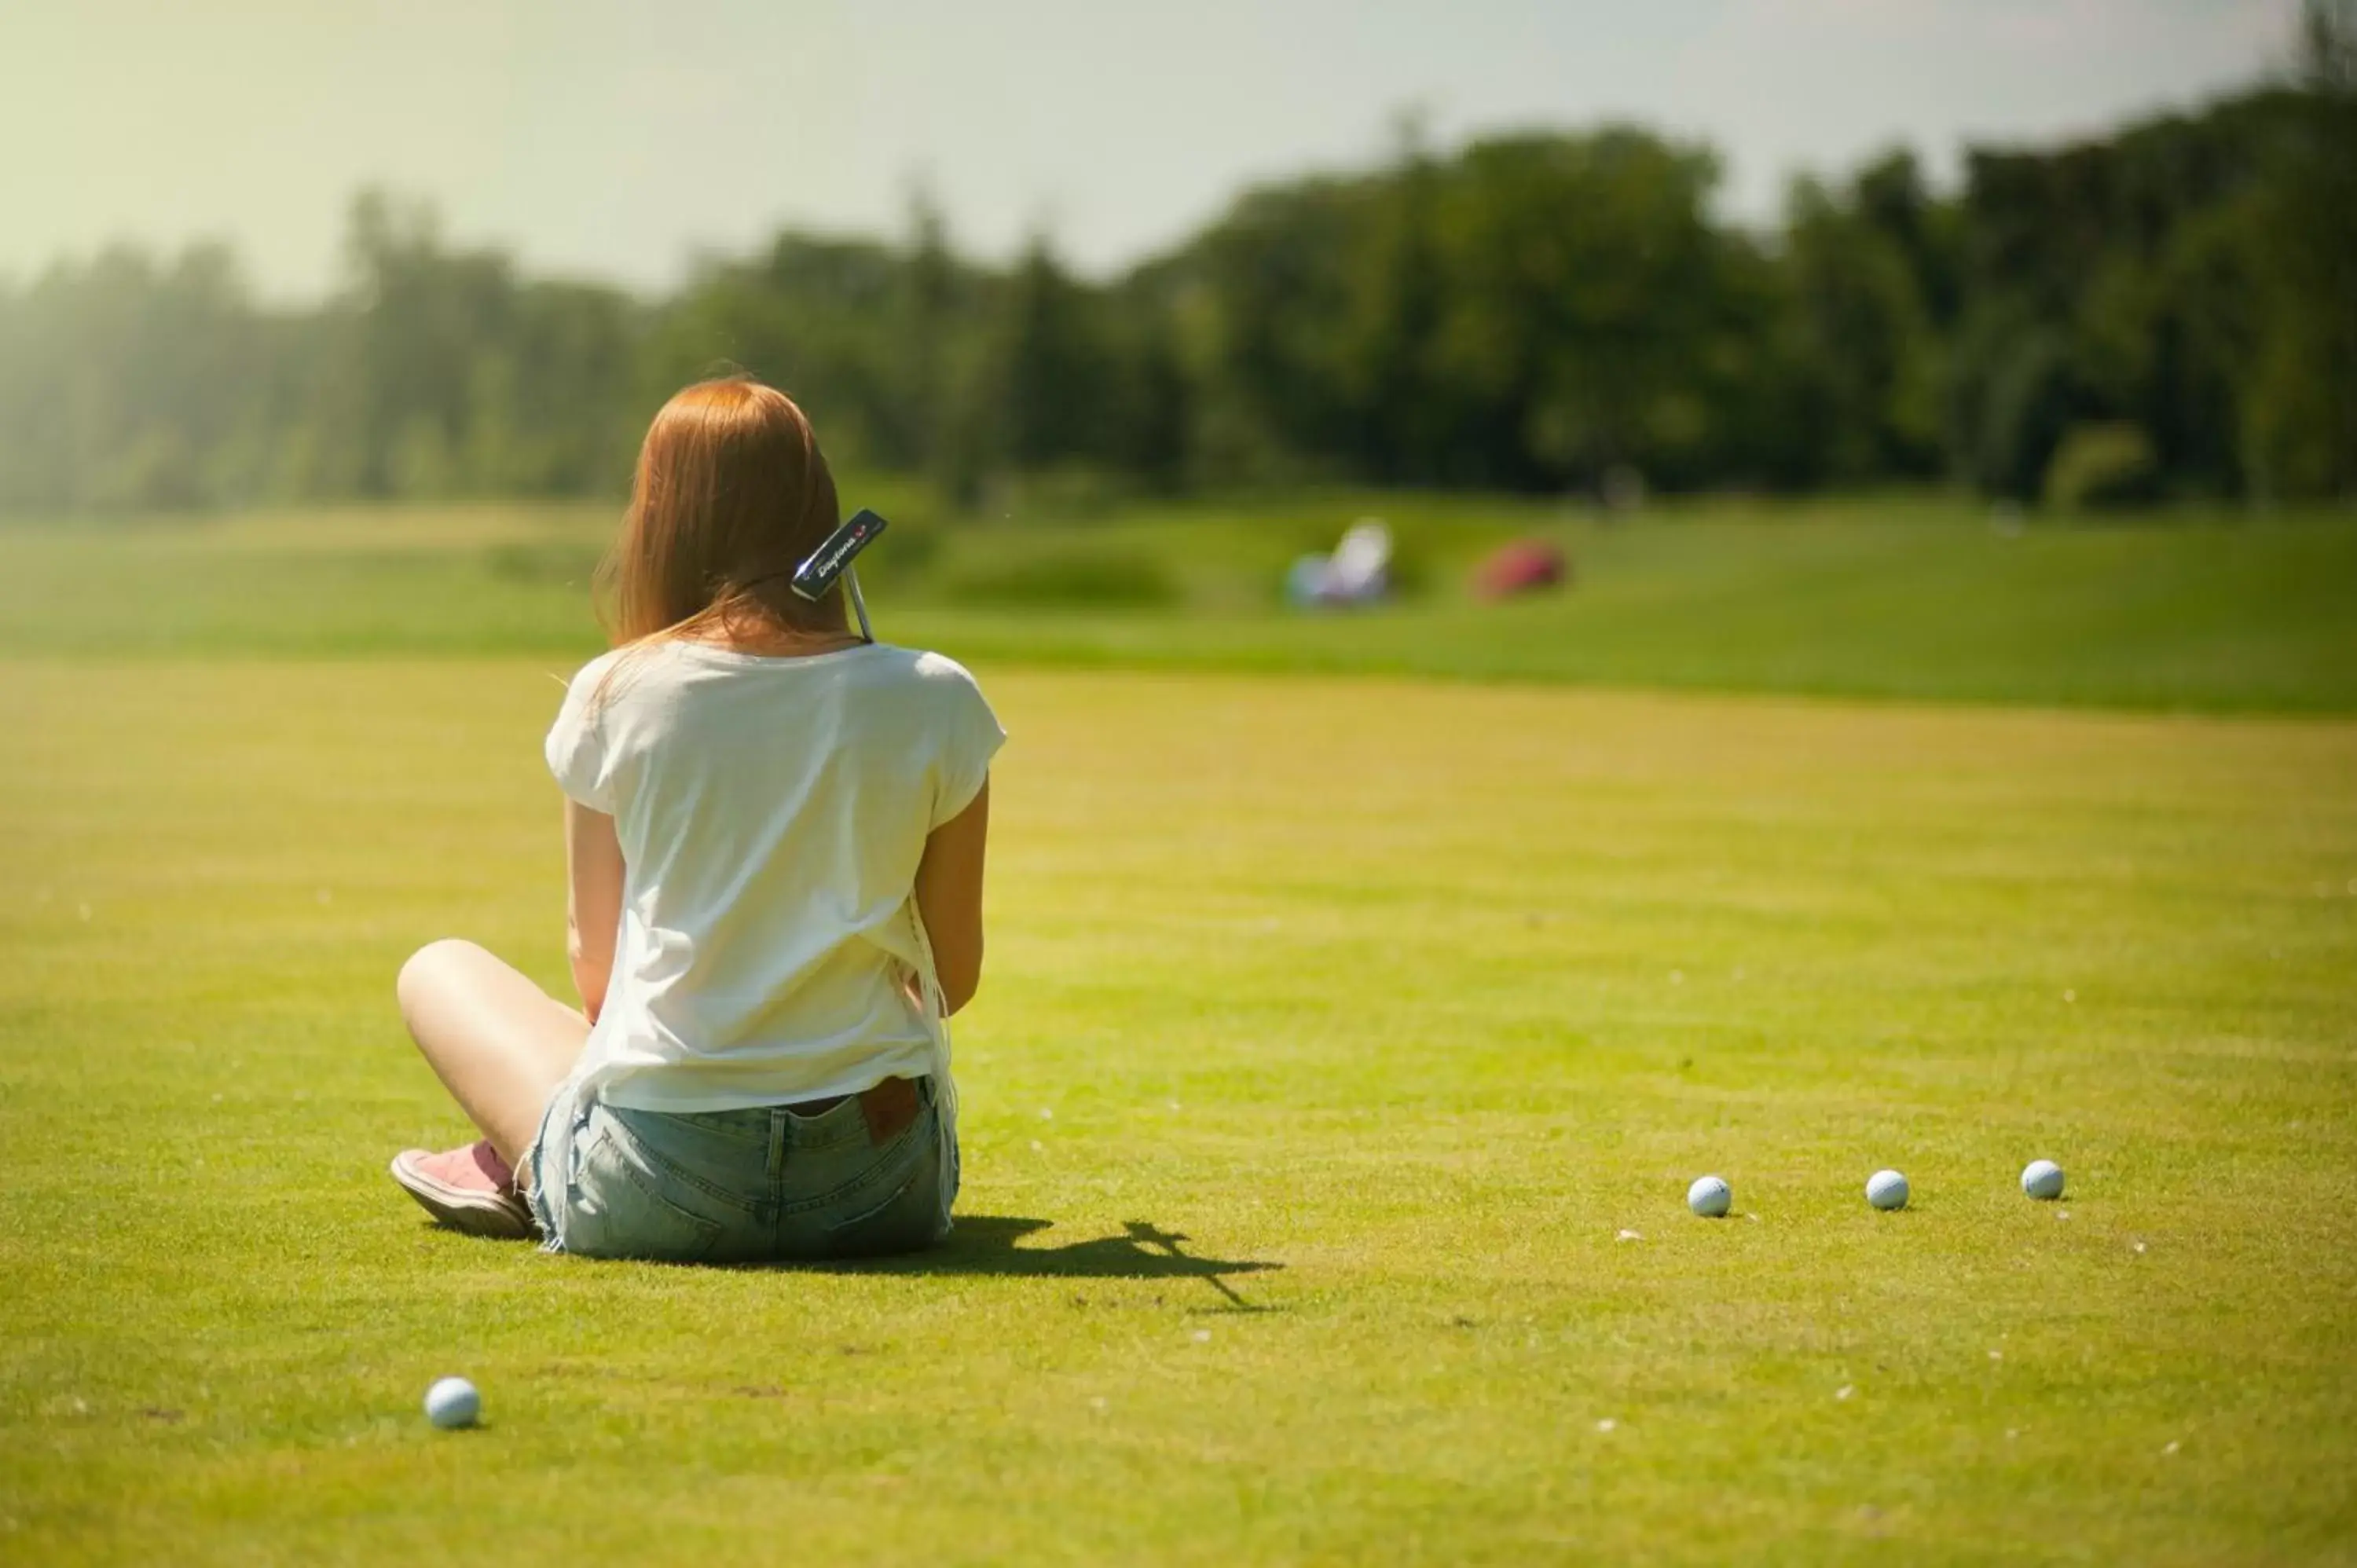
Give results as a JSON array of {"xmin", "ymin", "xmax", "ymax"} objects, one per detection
[{"xmin": 2, "ymin": 497, "xmax": 2352, "ymax": 712}]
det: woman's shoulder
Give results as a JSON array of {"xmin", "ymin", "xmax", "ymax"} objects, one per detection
[
  {"xmin": 566, "ymin": 647, "xmax": 632, "ymax": 687},
  {"xmin": 859, "ymin": 647, "xmax": 996, "ymax": 732},
  {"xmin": 831, "ymin": 643, "xmax": 983, "ymax": 693},
  {"xmin": 550, "ymin": 645, "xmax": 657, "ymax": 724},
  {"xmin": 900, "ymin": 647, "xmax": 983, "ymax": 689},
  {"xmin": 550, "ymin": 647, "xmax": 629, "ymax": 721}
]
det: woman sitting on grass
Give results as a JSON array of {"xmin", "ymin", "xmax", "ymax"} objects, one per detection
[{"xmin": 387, "ymin": 376, "xmax": 1003, "ymax": 1262}]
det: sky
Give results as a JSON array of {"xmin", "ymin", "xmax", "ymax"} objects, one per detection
[{"xmin": 0, "ymin": 0, "xmax": 2299, "ymax": 301}]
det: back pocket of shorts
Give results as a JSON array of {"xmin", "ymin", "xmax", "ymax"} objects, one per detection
[
  {"xmin": 820, "ymin": 1145, "xmax": 944, "ymax": 1258},
  {"xmin": 570, "ymin": 1126, "xmax": 728, "ymax": 1263}
]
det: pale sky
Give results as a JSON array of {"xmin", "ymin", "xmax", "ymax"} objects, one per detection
[{"xmin": 0, "ymin": 0, "xmax": 2298, "ymax": 300}]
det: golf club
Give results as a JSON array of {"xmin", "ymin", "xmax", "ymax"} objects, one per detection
[{"xmin": 791, "ymin": 507, "xmax": 889, "ymax": 642}]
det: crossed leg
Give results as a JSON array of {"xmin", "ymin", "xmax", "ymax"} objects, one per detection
[{"xmin": 397, "ymin": 939, "xmax": 590, "ymax": 1167}]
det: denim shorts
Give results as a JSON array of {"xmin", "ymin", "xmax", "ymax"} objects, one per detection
[{"xmin": 526, "ymin": 1079, "xmax": 953, "ymax": 1264}]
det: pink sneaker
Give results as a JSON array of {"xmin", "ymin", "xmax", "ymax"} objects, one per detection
[{"xmin": 390, "ymin": 1139, "xmax": 536, "ymax": 1240}]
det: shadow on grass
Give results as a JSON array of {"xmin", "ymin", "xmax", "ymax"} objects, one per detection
[
  {"xmin": 427, "ymin": 1211, "xmax": 1284, "ymax": 1311},
  {"xmin": 807, "ymin": 1217, "xmax": 1284, "ymax": 1312}
]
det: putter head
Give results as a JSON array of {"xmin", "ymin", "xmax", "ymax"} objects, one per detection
[{"xmin": 790, "ymin": 509, "xmax": 889, "ymax": 603}]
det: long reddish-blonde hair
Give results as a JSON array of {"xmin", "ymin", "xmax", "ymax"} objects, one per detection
[{"xmin": 596, "ymin": 376, "xmax": 847, "ymax": 647}]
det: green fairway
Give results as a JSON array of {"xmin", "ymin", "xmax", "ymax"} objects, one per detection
[
  {"xmin": 3, "ymin": 493, "xmax": 2353, "ymax": 712},
  {"xmin": 4, "ymin": 658, "xmax": 2353, "ymax": 1564}
]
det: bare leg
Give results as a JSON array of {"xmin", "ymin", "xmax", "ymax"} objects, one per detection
[{"xmin": 397, "ymin": 939, "xmax": 589, "ymax": 1167}]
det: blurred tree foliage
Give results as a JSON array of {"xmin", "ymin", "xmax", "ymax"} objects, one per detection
[{"xmin": 0, "ymin": 16, "xmax": 2348, "ymax": 516}]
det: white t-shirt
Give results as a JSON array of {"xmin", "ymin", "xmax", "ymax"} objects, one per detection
[{"xmin": 543, "ymin": 638, "xmax": 1005, "ymax": 1113}]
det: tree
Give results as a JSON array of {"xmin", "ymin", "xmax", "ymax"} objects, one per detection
[
  {"xmin": 993, "ymin": 234, "xmax": 1109, "ymax": 472},
  {"xmin": 2241, "ymin": 0, "xmax": 2357, "ymax": 499},
  {"xmin": 1783, "ymin": 152, "xmax": 1952, "ymax": 482}
]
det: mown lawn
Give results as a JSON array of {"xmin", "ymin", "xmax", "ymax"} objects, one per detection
[
  {"xmin": 2, "ymin": 493, "xmax": 2352, "ymax": 712},
  {"xmin": 3, "ymin": 658, "xmax": 2352, "ymax": 1564}
]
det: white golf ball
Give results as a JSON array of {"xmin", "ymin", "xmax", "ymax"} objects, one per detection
[
  {"xmin": 1687, "ymin": 1174, "xmax": 1732, "ymax": 1218},
  {"xmin": 1865, "ymin": 1170, "xmax": 1910, "ymax": 1211},
  {"xmin": 423, "ymin": 1376, "xmax": 480, "ymax": 1430},
  {"xmin": 2021, "ymin": 1159, "xmax": 2065, "ymax": 1200}
]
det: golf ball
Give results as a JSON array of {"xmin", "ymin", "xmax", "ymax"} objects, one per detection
[
  {"xmin": 1687, "ymin": 1174, "xmax": 1732, "ymax": 1218},
  {"xmin": 1865, "ymin": 1170, "xmax": 1910, "ymax": 1211},
  {"xmin": 2021, "ymin": 1159, "xmax": 2065, "ymax": 1200},
  {"xmin": 423, "ymin": 1376, "xmax": 480, "ymax": 1430}
]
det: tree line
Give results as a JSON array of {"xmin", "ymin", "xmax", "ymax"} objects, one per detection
[{"xmin": 1, "ymin": 15, "xmax": 2348, "ymax": 518}]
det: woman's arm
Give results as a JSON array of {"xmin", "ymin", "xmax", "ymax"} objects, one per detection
[
  {"xmin": 565, "ymin": 800, "xmax": 625, "ymax": 1023},
  {"xmin": 914, "ymin": 778, "xmax": 990, "ymax": 1016}
]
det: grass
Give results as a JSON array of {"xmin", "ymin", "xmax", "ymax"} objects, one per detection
[
  {"xmin": 3, "ymin": 655, "xmax": 2355, "ymax": 1563},
  {"xmin": 2, "ymin": 492, "xmax": 2353, "ymax": 712},
  {"xmin": 2, "ymin": 494, "xmax": 2355, "ymax": 1560}
]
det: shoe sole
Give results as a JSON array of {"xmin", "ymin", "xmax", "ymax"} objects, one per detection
[{"xmin": 389, "ymin": 1154, "xmax": 537, "ymax": 1240}]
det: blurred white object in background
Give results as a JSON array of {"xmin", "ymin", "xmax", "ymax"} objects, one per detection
[
  {"xmin": 1288, "ymin": 518, "xmax": 1393, "ymax": 608},
  {"xmin": 1328, "ymin": 519, "xmax": 1393, "ymax": 600}
]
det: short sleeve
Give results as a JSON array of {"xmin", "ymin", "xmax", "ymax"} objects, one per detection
[
  {"xmin": 926, "ymin": 658, "xmax": 1006, "ymax": 830},
  {"xmin": 544, "ymin": 653, "xmax": 621, "ymax": 813}
]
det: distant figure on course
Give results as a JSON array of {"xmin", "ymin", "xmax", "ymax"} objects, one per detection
[
  {"xmin": 1286, "ymin": 518, "xmax": 1395, "ymax": 608},
  {"xmin": 1471, "ymin": 538, "xmax": 1569, "ymax": 601},
  {"xmin": 387, "ymin": 377, "xmax": 1004, "ymax": 1262}
]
